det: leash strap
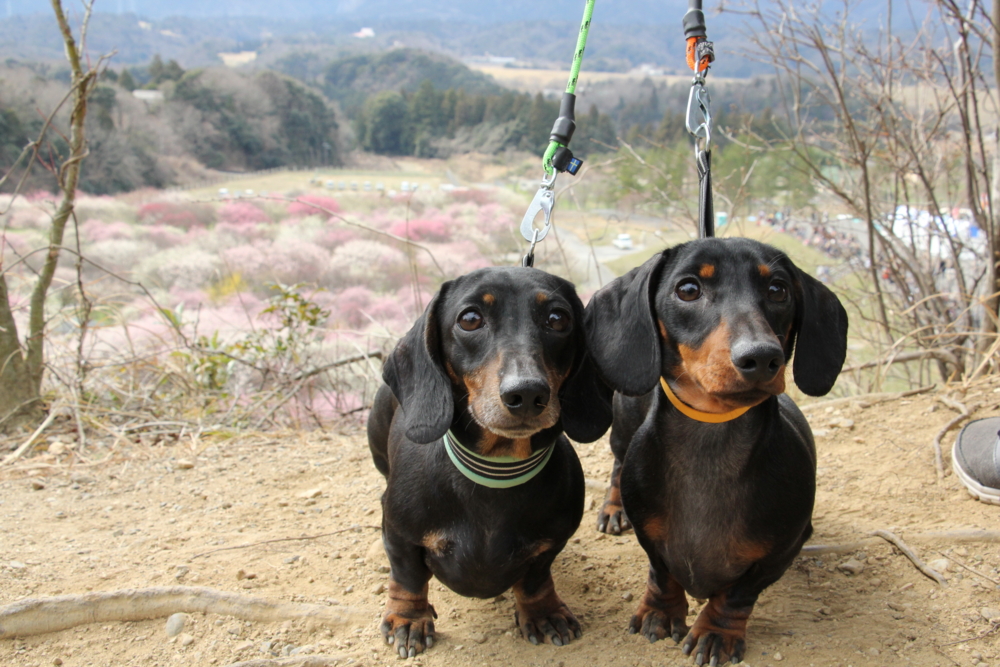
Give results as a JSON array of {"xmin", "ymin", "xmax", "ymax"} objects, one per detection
[
  {"xmin": 521, "ymin": 0, "xmax": 596, "ymax": 267},
  {"xmin": 684, "ymin": 0, "xmax": 716, "ymax": 240},
  {"xmin": 442, "ymin": 431, "xmax": 555, "ymax": 488},
  {"xmin": 541, "ymin": 0, "xmax": 595, "ymax": 177},
  {"xmin": 660, "ymin": 378, "xmax": 750, "ymax": 423},
  {"xmin": 697, "ymin": 149, "xmax": 714, "ymax": 238}
]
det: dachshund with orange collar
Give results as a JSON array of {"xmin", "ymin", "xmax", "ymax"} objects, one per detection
[{"xmin": 585, "ymin": 238, "xmax": 847, "ymax": 666}]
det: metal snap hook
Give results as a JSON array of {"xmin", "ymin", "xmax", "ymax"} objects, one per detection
[
  {"xmin": 686, "ymin": 81, "xmax": 713, "ymax": 155},
  {"xmin": 520, "ymin": 181, "xmax": 556, "ymax": 244}
]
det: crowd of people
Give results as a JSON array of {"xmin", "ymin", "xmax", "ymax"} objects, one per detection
[{"xmin": 754, "ymin": 211, "xmax": 864, "ymax": 260}]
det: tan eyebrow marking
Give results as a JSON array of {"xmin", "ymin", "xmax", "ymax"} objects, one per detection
[
  {"xmin": 482, "ymin": 293, "xmax": 495, "ymax": 305},
  {"xmin": 759, "ymin": 264, "xmax": 771, "ymax": 278},
  {"xmin": 699, "ymin": 264, "xmax": 715, "ymax": 279}
]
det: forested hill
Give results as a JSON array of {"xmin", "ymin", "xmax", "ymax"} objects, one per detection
[
  {"xmin": 276, "ymin": 50, "xmax": 502, "ymax": 118},
  {"xmin": 2, "ymin": 3, "xmax": 907, "ymax": 78}
]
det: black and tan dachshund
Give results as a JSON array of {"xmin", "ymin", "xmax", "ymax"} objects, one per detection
[
  {"xmin": 584, "ymin": 238, "xmax": 848, "ymax": 666},
  {"xmin": 367, "ymin": 266, "xmax": 612, "ymax": 659}
]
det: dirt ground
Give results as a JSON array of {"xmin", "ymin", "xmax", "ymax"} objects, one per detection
[{"xmin": 2, "ymin": 378, "xmax": 1000, "ymax": 667}]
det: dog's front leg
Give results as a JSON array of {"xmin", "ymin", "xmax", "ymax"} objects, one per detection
[
  {"xmin": 681, "ymin": 589, "xmax": 753, "ymax": 666},
  {"xmin": 597, "ymin": 456, "xmax": 631, "ymax": 534},
  {"xmin": 380, "ymin": 529, "xmax": 436, "ymax": 659},
  {"xmin": 629, "ymin": 563, "xmax": 690, "ymax": 644},
  {"xmin": 512, "ymin": 548, "xmax": 581, "ymax": 647}
]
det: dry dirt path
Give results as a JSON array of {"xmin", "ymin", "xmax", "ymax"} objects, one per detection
[{"xmin": 1, "ymin": 379, "xmax": 999, "ymax": 667}]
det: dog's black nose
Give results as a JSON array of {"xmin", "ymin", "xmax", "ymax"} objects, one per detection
[
  {"xmin": 731, "ymin": 341, "xmax": 784, "ymax": 383},
  {"xmin": 500, "ymin": 379, "xmax": 551, "ymax": 418}
]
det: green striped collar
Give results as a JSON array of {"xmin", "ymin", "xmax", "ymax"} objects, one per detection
[{"xmin": 442, "ymin": 430, "xmax": 555, "ymax": 489}]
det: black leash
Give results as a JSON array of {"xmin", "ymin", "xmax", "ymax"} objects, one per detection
[{"xmin": 684, "ymin": 0, "xmax": 716, "ymax": 239}]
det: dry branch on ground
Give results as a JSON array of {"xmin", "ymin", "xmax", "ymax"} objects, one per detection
[{"xmin": 0, "ymin": 587, "xmax": 356, "ymax": 640}]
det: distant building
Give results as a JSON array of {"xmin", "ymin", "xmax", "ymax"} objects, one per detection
[
  {"xmin": 132, "ymin": 90, "xmax": 165, "ymax": 103},
  {"xmin": 353, "ymin": 27, "xmax": 375, "ymax": 39}
]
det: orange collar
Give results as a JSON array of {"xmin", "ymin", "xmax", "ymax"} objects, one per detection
[{"xmin": 659, "ymin": 377, "xmax": 751, "ymax": 423}]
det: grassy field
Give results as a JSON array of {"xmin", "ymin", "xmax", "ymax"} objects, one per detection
[{"xmin": 468, "ymin": 64, "xmax": 743, "ymax": 94}]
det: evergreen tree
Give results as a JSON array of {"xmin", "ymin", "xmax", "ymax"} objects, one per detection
[
  {"xmin": 147, "ymin": 55, "xmax": 165, "ymax": 86},
  {"xmin": 362, "ymin": 91, "xmax": 411, "ymax": 155},
  {"xmin": 523, "ymin": 93, "xmax": 556, "ymax": 152},
  {"xmin": 118, "ymin": 69, "xmax": 136, "ymax": 92},
  {"xmin": 409, "ymin": 80, "xmax": 445, "ymax": 137},
  {"xmin": 162, "ymin": 59, "xmax": 185, "ymax": 82}
]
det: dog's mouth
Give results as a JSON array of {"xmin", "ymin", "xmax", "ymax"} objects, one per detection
[
  {"xmin": 467, "ymin": 401, "xmax": 561, "ymax": 441},
  {"xmin": 485, "ymin": 425, "xmax": 544, "ymax": 439},
  {"xmin": 711, "ymin": 373, "xmax": 787, "ymax": 407},
  {"xmin": 670, "ymin": 367, "xmax": 785, "ymax": 413},
  {"xmin": 712, "ymin": 388, "xmax": 774, "ymax": 408}
]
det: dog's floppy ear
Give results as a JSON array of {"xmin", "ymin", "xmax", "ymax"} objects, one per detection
[
  {"xmin": 559, "ymin": 288, "xmax": 613, "ymax": 443},
  {"xmin": 790, "ymin": 268, "xmax": 849, "ymax": 397},
  {"xmin": 584, "ymin": 251, "xmax": 669, "ymax": 396},
  {"xmin": 382, "ymin": 283, "xmax": 454, "ymax": 443}
]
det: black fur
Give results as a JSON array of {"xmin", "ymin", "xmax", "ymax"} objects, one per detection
[
  {"xmin": 585, "ymin": 238, "xmax": 848, "ymax": 666},
  {"xmin": 368, "ymin": 266, "xmax": 612, "ymax": 657}
]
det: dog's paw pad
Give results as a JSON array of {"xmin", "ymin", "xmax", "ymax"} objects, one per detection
[
  {"xmin": 380, "ymin": 613, "xmax": 436, "ymax": 659},
  {"xmin": 597, "ymin": 502, "xmax": 631, "ymax": 535},
  {"xmin": 515, "ymin": 605, "xmax": 582, "ymax": 647}
]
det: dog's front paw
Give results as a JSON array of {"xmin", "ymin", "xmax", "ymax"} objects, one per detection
[
  {"xmin": 628, "ymin": 603, "xmax": 689, "ymax": 644},
  {"xmin": 597, "ymin": 498, "xmax": 631, "ymax": 534},
  {"xmin": 680, "ymin": 598, "xmax": 751, "ymax": 666},
  {"xmin": 514, "ymin": 601, "xmax": 582, "ymax": 647},
  {"xmin": 381, "ymin": 609, "xmax": 437, "ymax": 658}
]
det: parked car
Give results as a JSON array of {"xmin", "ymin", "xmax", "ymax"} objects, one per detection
[{"xmin": 612, "ymin": 233, "xmax": 633, "ymax": 250}]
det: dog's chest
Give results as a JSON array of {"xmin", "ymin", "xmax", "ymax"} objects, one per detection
[
  {"xmin": 623, "ymin": 426, "xmax": 771, "ymax": 596},
  {"xmin": 419, "ymin": 525, "xmax": 552, "ymax": 598}
]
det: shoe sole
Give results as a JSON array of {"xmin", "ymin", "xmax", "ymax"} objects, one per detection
[{"xmin": 952, "ymin": 442, "xmax": 1000, "ymax": 506}]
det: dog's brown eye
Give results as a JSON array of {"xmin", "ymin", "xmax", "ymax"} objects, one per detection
[
  {"xmin": 458, "ymin": 309, "xmax": 484, "ymax": 331},
  {"xmin": 768, "ymin": 281, "xmax": 789, "ymax": 303},
  {"xmin": 546, "ymin": 309, "xmax": 571, "ymax": 332},
  {"xmin": 675, "ymin": 280, "xmax": 701, "ymax": 302}
]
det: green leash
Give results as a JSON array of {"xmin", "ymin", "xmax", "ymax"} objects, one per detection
[
  {"xmin": 520, "ymin": 0, "xmax": 596, "ymax": 267},
  {"xmin": 442, "ymin": 431, "xmax": 555, "ymax": 489},
  {"xmin": 541, "ymin": 0, "xmax": 596, "ymax": 176}
]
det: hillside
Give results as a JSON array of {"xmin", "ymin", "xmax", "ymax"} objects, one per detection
[
  {"xmin": 300, "ymin": 49, "xmax": 502, "ymax": 116},
  {"xmin": 0, "ymin": 3, "xmax": 909, "ymax": 78},
  {"xmin": 7, "ymin": 0, "xmax": 898, "ymax": 26},
  {"xmin": 0, "ymin": 62, "xmax": 342, "ymax": 194}
]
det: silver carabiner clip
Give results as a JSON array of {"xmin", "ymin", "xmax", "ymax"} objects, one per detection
[
  {"xmin": 520, "ymin": 171, "xmax": 557, "ymax": 244},
  {"xmin": 685, "ymin": 80, "xmax": 713, "ymax": 154}
]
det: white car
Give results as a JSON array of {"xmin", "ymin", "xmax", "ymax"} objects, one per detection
[{"xmin": 612, "ymin": 233, "xmax": 633, "ymax": 250}]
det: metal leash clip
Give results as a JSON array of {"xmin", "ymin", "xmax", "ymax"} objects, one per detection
[
  {"xmin": 520, "ymin": 172, "xmax": 557, "ymax": 267},
  {"xmin": 686, "ymin": 78, "xmax": 713, "ymax": 156}
]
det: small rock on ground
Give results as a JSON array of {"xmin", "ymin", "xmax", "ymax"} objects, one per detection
[
  {"xmin": 164, "ymin": 613, "xmax": 186, "ymax": 637},
  {"xmin": 837, "ymin": 558, "xmax": 865, "ymax": 575},
  {"xmin": 928, "ymin": 558, "xmax": 950, "ymax": 572}
]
